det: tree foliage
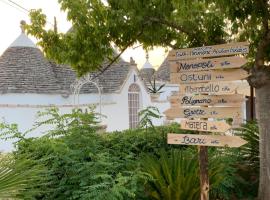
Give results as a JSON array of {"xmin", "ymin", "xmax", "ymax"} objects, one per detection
[
  {"xmin": 205, "ymin": 0, "xmax": 270, "ymax": 89},
  {"xmin": 24, "ymin": 0, "xmax": 229, "ymax": 76},
  {"xmin": 24, "ymin": 0, "xmax": 270, "ymax": 81}
]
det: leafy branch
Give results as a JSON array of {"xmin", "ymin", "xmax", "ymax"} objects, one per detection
[{"xmin": 139, "ymin": 106, "xmax": 162, "ymax": 132}]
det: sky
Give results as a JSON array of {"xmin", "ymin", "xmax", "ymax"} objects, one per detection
[{"xmin": 0, "ymin": 0, "xmax": 167, "ymax": 69}]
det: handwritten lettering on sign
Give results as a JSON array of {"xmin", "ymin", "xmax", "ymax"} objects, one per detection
[
  {"xmin": 179, "ymin": 82, "xmax": 243, "ymax": 95},
  {"xmin": 170, "ymin": 56, "xmax": 247, "ymax": 72},
  {"xmin": 167, "ymin": 134, "xmax": 247, "ymax": 147},
  {"xmin": 168, "ymin": 42, "xmax": 249, "ymax": 60},
  {"xmin": 170, "ymin": 94, "xmax": 245, "ymax": 107},
  {"xmin": 170, "ymin": 69, "xmax": 249, "ymax": 84},
  {"xmin": 181, "ymin": 120, "xmax": 231, "ymax": 132},
  {"xmin": 164, "ymin": 107, "xmax": 242, "ymax": 119}
]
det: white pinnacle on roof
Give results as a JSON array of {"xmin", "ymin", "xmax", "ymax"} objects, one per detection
[
  {"xmin": 9, "ymin": 21, "xmax": 37, "ymax": 48},
  {"xmin": 141, "ymin": 52, "xmax": 154, "ymax": 69}
]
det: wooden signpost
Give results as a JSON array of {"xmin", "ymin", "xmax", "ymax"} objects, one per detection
[
  {"xmin": 167, "ymin": 133, "xmax": 247, "ymax": 147},
  {"xmin": 179, "ymin": 81, "xmax": 243, "ymax": 95},
  {"xmin": 164, "ymin": 107, "xmax": 242, "ymax": 119},
  {"xmin": 170, "ymin": 69, "xmax": 248, "ymax": 84},
  {"xmin": 169, "ymin": 56, "xmax": 247, "ymax": 72},
  {"xmin": 164, "ymin": 42, "xmax": 249, "ymax": 200},
  {"xmin": 168, "ymin": 42, "xmax": 249, "ymax": 60},
  {"xmin": 180, "ymin": 120, "xmax": 231, "ymax": 133},
  {"xmin": 170, "ymin": 94, "xmax": 245, "ymax": 107}
]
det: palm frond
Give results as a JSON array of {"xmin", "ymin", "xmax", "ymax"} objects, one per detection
[{"xmin": 0, "ymin": 154, "xmax": 42, "ymax": 199}]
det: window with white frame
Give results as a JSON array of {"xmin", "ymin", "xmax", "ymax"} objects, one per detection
[{"xmin": 128, "ymin": 84, "xmax": 140, "ymax": 129}]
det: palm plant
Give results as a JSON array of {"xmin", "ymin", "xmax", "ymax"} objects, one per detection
[
  {"xmin": 234, "ymin": 121, "xmax": 259, "ymax": 168},
  {"xmin": 141, "ymin": 149, "xmax": 200, "ymax": 200},
  {"xmin": 0, "ymin": 154, "xmax": 42, "ymax": 199},
  {"xmin": 141, "ymin": 148, "xmax": 235, "ymax": 200},
  {"xmin": 148, "ymin": 78, "xmax": 165, "ymax": 94},
  {"xmin": 232, "ymin": 121, "xmax": 259, "ymax": 198}
]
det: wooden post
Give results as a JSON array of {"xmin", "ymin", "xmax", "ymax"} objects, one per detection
[
  {"xmin": 199, "ymin": 100, "xmax": 209, "ymax": 200},
  {"xmin": 199, "ymin": 145, "xmax": 209, "ymax": 200},
  {"xmin": 250, "ymin": 86, "xmax": 255, "ymax": 120}
]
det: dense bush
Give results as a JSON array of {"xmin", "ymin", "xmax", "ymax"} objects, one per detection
[
  {"xmin": 13, "ymin": 119, "xmax": 190, "ymax": 199},
  {"xmin": 0, "ymin": 108, "xmax": 259, "ymax": 199},
  {"xmin": 15, "ymin": 128, "xmax": 237, "ymax": 199},
  {"xmin": 232, "ymin": 121, "xmax": 259, "ymax": 199}
]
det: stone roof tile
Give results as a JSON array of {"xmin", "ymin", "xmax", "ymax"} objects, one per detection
[
  {"xmin": 0, "ymin": 47, "xmax": 62, "ymax": 94},
  {"xmin": 155, "ymin": 58, "xmax": 170, "ymax": 82},
  {"xmin": 52, "ymin": 61, "xmax": 131, "ymax": 94},
  {"xmin": 0, "ymin": 33, "xmax": 133, "ymax": 95}
]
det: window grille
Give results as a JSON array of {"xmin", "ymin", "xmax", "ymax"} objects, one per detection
[{"xmin": 128, "ymin": 84, "xmax": 140, "ymax": 129}]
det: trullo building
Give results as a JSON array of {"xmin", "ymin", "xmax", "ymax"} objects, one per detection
[{"xmin": 0, "ymin": 24, "xmax": 174, "ymax": 152}]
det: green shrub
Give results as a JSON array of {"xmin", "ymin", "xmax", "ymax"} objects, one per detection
[
  {"xmin": 141, "ymin": 149, "xmax": 200, "ymax": 200},
  {"xmin": 208, "ymin": 148, "xmax": 239, "ymax": 200},
  {"xmin": 232, "ymin": 121, "xmax": 259, "ymax": 199},
  {"xmin": 140, "ymin": 147, "xmax": 239, "ymax": 200},
  {"xmin": 235, "ymin": 121, "xmax": 259, "ymax": 169},
  {"xmin": 2, "ymin": 108, "xmax": 258, "ymax": 199},
  {"xmin": 10, "ymin": 107, "xmax": 194, "ymax": 199},
  {"xmin": 211, "ymin": 121, "xmax": 260, "ymax": 199}
]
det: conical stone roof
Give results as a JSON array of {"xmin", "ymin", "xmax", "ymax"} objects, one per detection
[
  {"xmin": 0, "ymin": 22, "xmax": 133, "ymax": 95},
  {"xmin": 0, "ymin": 33, "xmax": 62, "ymax": 94}
]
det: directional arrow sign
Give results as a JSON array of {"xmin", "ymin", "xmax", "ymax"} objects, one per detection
[
  {"xmin": 167, "ymin": 133, "xmax": 247, "ymax": 147},
  {"xmin": 169, "ymin": 56, "xmax": 247, "ymax": 72},
  {"xmin": 180, "ymin": 120, "xmax": 231, "ymax": 132},
  {"xmin": 180, "ymin": 81, "xmax": 244, "ymax": 95},
  {"xmin": 170, "ymin": 69, "xmax": 249, "ymax": 84},
  {"xmin": 164, "ymin": 107, "xmax": 242, "ymax": 119},
  {"xmin": 170, "ymin": 94, "xmax": 245, "ymax": 107},
  {"xmin": 168, "ymin": 42, "xmax": 249, "ymax": 60}
]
